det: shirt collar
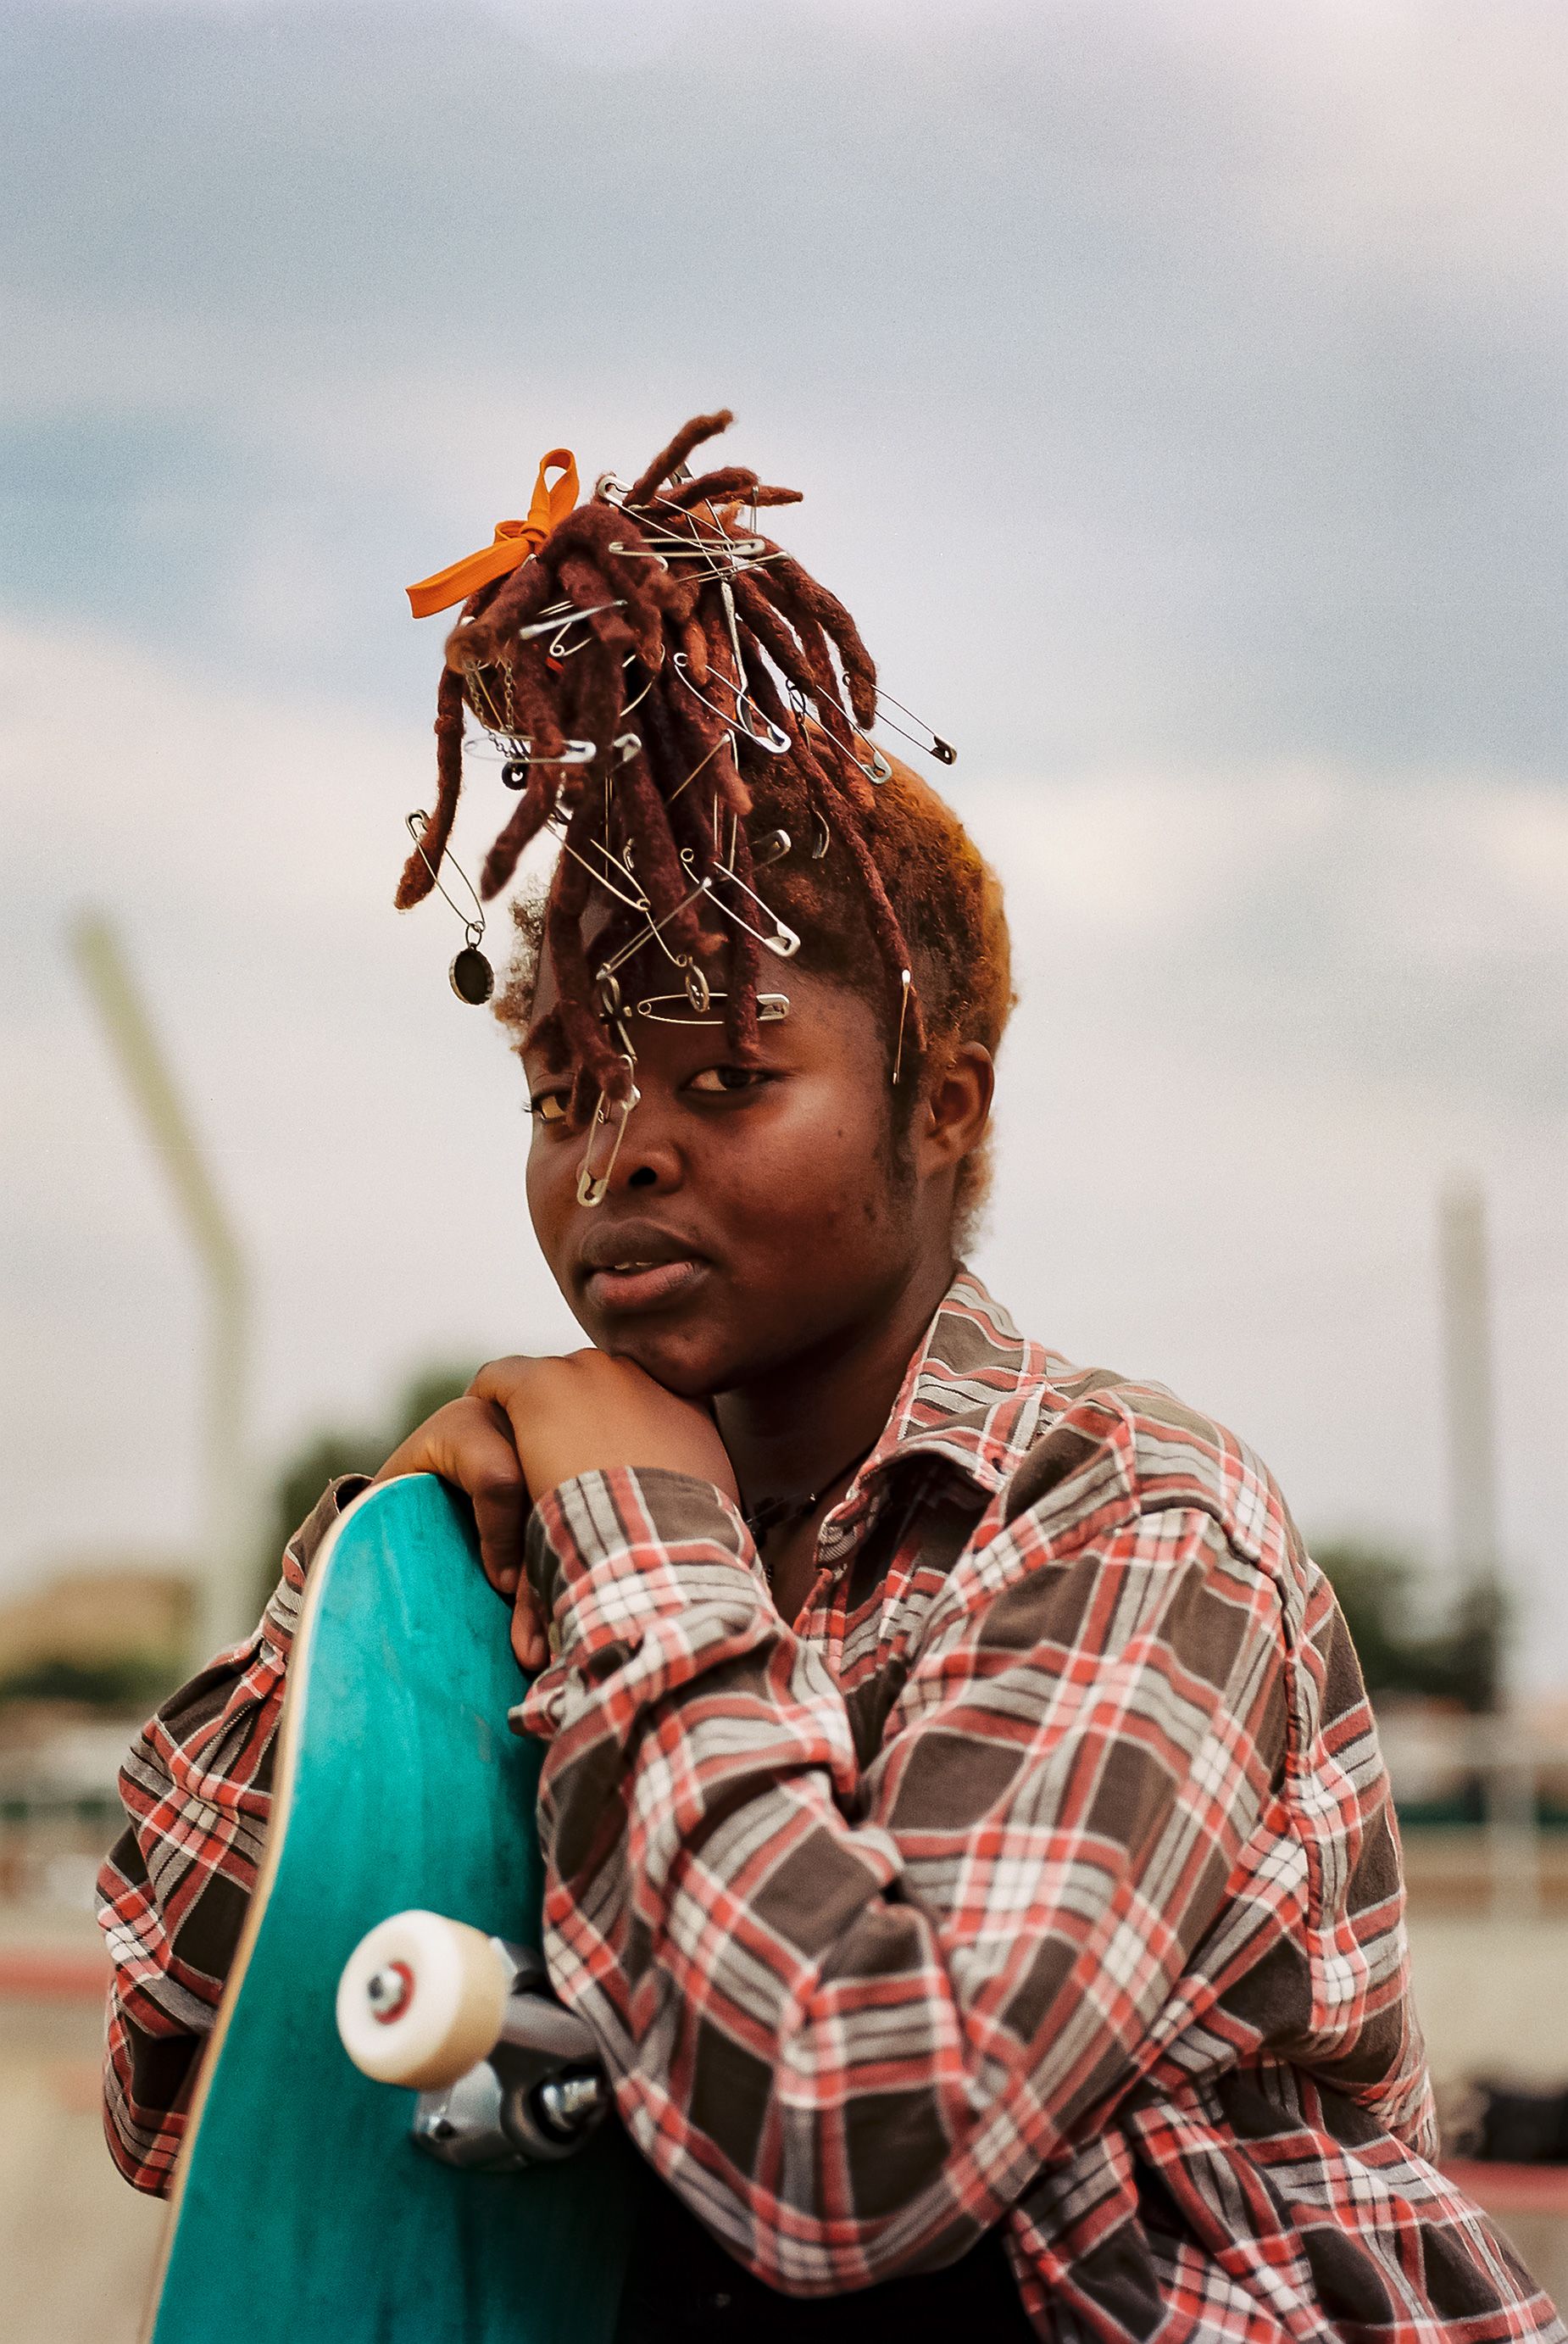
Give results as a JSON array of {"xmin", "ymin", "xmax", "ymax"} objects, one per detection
[{"xmin": 843, "ymin": 1267, "xmax": 1050, "ymax": 1512}]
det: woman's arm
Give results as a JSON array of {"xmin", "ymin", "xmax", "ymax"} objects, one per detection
[
  {"xmin": 96, "ymin": 1477, "xmax": 364, "ymax": 2192},
  {"xmin": 515, "ymin": 1460, "xmax": 1289, "ymax": 2297},
  {"xmin": 95, "ymin": 1346, "xmax": 725, "ymax": 2192}
]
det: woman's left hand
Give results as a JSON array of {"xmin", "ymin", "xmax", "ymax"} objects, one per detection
[{"xmin": 468, "ymin": 1351, "xmax": 738, "ymax": 1668}]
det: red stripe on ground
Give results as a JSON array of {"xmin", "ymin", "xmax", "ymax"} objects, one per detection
[
  {"xmin": 0, "ymin": 1949, "xmax": 109, "ymax": 2001},
  {"xmin": 1444, "ymin": 2157, "xmax": 1568, "ymax": 2217}
]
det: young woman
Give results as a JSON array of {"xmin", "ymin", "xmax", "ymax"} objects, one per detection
[{"xmin": 98, "ymin": 415, "xmax": 1560, "ymax": 2341}]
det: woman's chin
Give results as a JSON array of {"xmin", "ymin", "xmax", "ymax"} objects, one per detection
[{"xmin": 594, "ymin": 1321, "xmax": 735, "ymax": 1401}]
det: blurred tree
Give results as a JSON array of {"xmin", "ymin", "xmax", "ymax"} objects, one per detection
[
  {"xmin": 0, "ymin": 1653, "xmax": 181, "ymax": 1710},
  {"xmin": 1315, "ymin": 1540, "xmax": 1503, "ymax": 1714},
  {"xmin": 256, "ymin": 1364, "xmax": 473, "ymax": 1617}
]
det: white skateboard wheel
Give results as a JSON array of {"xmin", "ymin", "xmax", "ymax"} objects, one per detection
[{"xmin": 336, "ymin": 1910, "xmax": 509, "ymax": 2091}]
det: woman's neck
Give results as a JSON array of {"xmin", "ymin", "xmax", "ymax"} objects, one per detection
[{"xmin": 712, "ymin": 1253, "xmax": 957, "ymax": 1511}]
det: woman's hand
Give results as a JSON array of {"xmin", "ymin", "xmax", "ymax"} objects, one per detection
[{"xmin": 374, "ymin": 1350, "xmax": 737, "ymax": 1672}]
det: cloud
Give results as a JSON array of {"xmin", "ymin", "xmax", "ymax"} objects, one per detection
[{"xmin": 2, "ymin": 0, "xmax": 1564, "ymax": 775}]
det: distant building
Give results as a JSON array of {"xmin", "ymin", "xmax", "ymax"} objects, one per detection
[{"xmin": 0, "ymin": 1558, "xmax": 193, "ymax": 1707}]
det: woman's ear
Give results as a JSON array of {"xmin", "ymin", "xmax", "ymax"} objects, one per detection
[{"xmin": 915, "ymin": 1041, "xmax": 994, "ymax": 1178}]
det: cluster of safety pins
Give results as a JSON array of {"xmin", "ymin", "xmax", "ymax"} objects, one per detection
[{"xmin": 405, "ymin": 463, "xmax": 957, "ymax": 1208}]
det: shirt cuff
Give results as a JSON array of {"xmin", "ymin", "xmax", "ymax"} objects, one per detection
[
  {"xmin": 515, "ymin": 1467, "xmax": 767, "ymax": 1738},
  {"xmin": 262, "ymin": 1473, "xmax": 370, "ymax": 1656}
]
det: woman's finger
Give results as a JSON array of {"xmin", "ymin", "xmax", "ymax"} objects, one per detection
[
  {"xmin": 462, "ymin": 1428, "xmax": 533, "ymax": 1594},
  {"xmin": 510, "ymin": 1591, "xmax": 548, "ymax": 1673},
  {"xmin": 377, "ymin": 1396, "xmax": 530, "ymax": 1595}
]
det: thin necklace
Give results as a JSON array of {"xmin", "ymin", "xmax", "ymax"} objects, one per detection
[{"xmin": 742, "ymin": 1440, "xmax": 878, "ymax": 1551}]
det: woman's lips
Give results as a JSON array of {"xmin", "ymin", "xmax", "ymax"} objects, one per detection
[{"xmin": 585, "ymin": 1258, "xmax": 707, "ymax": 1315}]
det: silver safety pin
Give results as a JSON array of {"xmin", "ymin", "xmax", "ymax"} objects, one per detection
[
  {"xmin": 594, "ymin": 877, "xmax": 712, "ymax": 980},
  {"xmin": 892, "ymin": 970, "xmax": 914, "ymax": 1085},
  {"xmin": 874, "ymin": 691, "xmax": 957, "ymax": 766},
  {"xmin": 672, "ymin": 654, "xmax": 791, "ymax": 755},
  {"xmin": 681, "ymin": 848, "xmax": 800, "ymax": 959},
  {"xmin": 567, "ymin": 840, "xmax": 648, "ymax": 916},
  {"xmin": 483, "ymin": 736, "xmax": 598, "ymax": 774},
  {"xmin": 513, "ymin": 596, "xmax": 627, "ymax": 641},
  {"xmin": 592, "ymin": 970, "xmax": 638, "ymax": 1061},
  {"xmin": 633, "ymin": 991, "xmax": 790, "ymax": 1027},
  {"xmin": 609, "ymin": 534, "xmax": 768, "ymax": 564},
  {"xmin": 403, "ymin": 810, "xmax": 485, "ymax": 945},
  {"xmin": 576, "ymin": 1063, "xmax": 642, "ymax": 1208},
  {"xmin": 786, "ymin": 683, "xmax": 892, "ymax": 784},
  {"xmin": 663, "ymin": 727, "xmax": 730, "ymax": 810}
]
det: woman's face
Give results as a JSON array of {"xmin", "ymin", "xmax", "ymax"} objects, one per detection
[{"xmin": 522, "ymin": 949, "xmax": 950, "ymax": 1399}]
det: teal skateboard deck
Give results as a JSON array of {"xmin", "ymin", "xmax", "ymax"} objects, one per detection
[{"xmin": 145, "ymin": 1473, "xmax": 638, "ymax": 2343}]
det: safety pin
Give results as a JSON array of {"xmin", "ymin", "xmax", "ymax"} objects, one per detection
[
  {"xmin": 681, "ymin": 849, "xmax": 800, "ymax": 960},
  {"xmin": 462, "ymin": 725, "xmax": 530, "ymax": 764},
  {"xmin": 609, "ymin": 534, "xmax": 767, "ymax": 564},
  {"xmin": 634, "ymin": 991, "xmax": 790, "ymax": 1026},
  {"xmin": 664, "ymin": 727, "xmax": 730, "ymax": 810},
  {"xmin": 403, "ymin": 811, "xmax": 486, "ymax": 945},
  {"xmin": 786, "ymin": 684, "xmax": 892, "ymax": 784},
  {"xmin": 576, "ymin": 1062, "xmax": 642, "ymax": 1207},
  {"xmin": 681, "ymin": 959, "xmax": 711, "ymax": 1014},
  {"xmin": 592, "ymin": 971, "xmax": 638, "ymax": 1060},
  {"xmin": 537, "ymin": 804, "xmax": 651, "ymax": 915},
  {"xmin": 875, "ymin": 691, "xmax": 957, "ymax": 766},
  {"xmin": 572, "ymin": 844, "xmax": 648, "ymax": 916},
  {"xmin": 550, "ymin": 614, "xmax": 598, "ymax": 660},
  {"xmin": 620, "ymin": 661, "xmax": 658, "ymax": 719},
  {"xmin": 595, "ymin": 877, "xmax": 712, "ymax": 981},
  {"xmin": 641, "ymin": 488, "xmax": 758, "ymax": 584},
  {"xmin": 673, "ymin": 654, "xmax": 791, "ymax": 755},
  {"xmin": 892, "ymin": 970, "xmax": 913, "ymax": 1085},
  {"xmin": 490, "ymin": 738, "xmax": 598, "ymax": 785},
  {"xmin": 514, "ymin": 597, "xmax": 626, "ymax": 641}
]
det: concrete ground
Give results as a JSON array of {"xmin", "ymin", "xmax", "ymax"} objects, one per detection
[{"xmin": 3, "ymin": 1896, "xmax": 1565, "ymax": 2339}]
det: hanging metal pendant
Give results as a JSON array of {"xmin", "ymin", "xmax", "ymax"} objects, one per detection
[
  {"xmin": 449, "ymin": 944, "xmax": 494, "ymax": 1005},
  {"xmin": 406, "ymin": 811, "xmax": 495, "ymax": 1009}
]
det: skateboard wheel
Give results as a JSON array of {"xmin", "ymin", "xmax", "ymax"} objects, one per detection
[{"xmin": 336, "ymin": 1910, "xmax": 509, "ymax": 2091}]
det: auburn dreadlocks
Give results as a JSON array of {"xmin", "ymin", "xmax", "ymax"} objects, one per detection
[{"xmin": 399, "ymin": 409, "xmax": 1013, "ymax": 1229}]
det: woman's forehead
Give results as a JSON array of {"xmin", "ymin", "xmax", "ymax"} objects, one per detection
[{"xmin": 523, "ymin": 939, "xmax": 878, "ymax": 1069}]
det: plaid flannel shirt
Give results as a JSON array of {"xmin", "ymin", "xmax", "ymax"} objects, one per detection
[{"xmin": 98, "ymin": 1273, "xmax": 1561, "ymax": 2341}]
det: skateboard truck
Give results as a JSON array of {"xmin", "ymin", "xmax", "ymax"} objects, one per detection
[{"xmin": 337, "ymin": 1910, "xmax": 610, "ymax": 2171}]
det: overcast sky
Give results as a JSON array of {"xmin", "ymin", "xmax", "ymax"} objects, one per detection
[{"xmin": 3, "ymin": 1, "xmax": 1565, "ymax": 1682}]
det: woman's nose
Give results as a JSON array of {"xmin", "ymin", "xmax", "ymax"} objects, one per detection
[{"xmin": 601, "ymin": 1095, "xmax": 682, "ymax": 1198}]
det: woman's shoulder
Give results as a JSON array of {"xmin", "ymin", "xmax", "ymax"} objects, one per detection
[{"xmin": 1003, "ymin": 1333, "xmax": 1307, "ymax": 1599}]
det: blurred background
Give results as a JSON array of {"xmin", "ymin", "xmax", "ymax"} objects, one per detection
[{"xmin": 2, "ymin": 1, "xmax": 1565, "ymax": 2333}]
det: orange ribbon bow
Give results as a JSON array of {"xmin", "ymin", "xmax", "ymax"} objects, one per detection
[{"xmin": 404, "ymin": 448, "xmax": 580, "ymax": 620}]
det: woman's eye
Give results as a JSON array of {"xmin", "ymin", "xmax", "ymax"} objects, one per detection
[
  {"xmin": 529, "ymin": 1090, "xmax": 569, "ymax": 1124},
  {"xmin": 687, "ymin": 1066, "xmax": 768, "ymax": 1097}
]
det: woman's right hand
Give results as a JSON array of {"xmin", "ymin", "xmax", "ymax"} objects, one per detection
[{"xmin": 373, "ymin": 1396, "xmax": 548, "ymax": 1672}]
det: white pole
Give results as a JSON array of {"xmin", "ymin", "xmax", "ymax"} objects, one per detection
[
  {"xmin": 72, "ymin": 913, "xmax": 254, "ymax": 1662},
  {"xmin": 1437, "ymin": 1179, "xmax": 1535, "ymax": 1914},
  {"xmin": 1438, "ymin": 1181, "xmax": 1500, "ymax": 1628}
]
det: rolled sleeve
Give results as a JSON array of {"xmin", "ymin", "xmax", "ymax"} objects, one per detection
[
  {"xmin": 516, "ymin": 1468, "xmax": 777, "ymax": 1740},
  {"xmin": 97, "ymin": 1473, "xmax": 367, "ymax": 2192}
]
